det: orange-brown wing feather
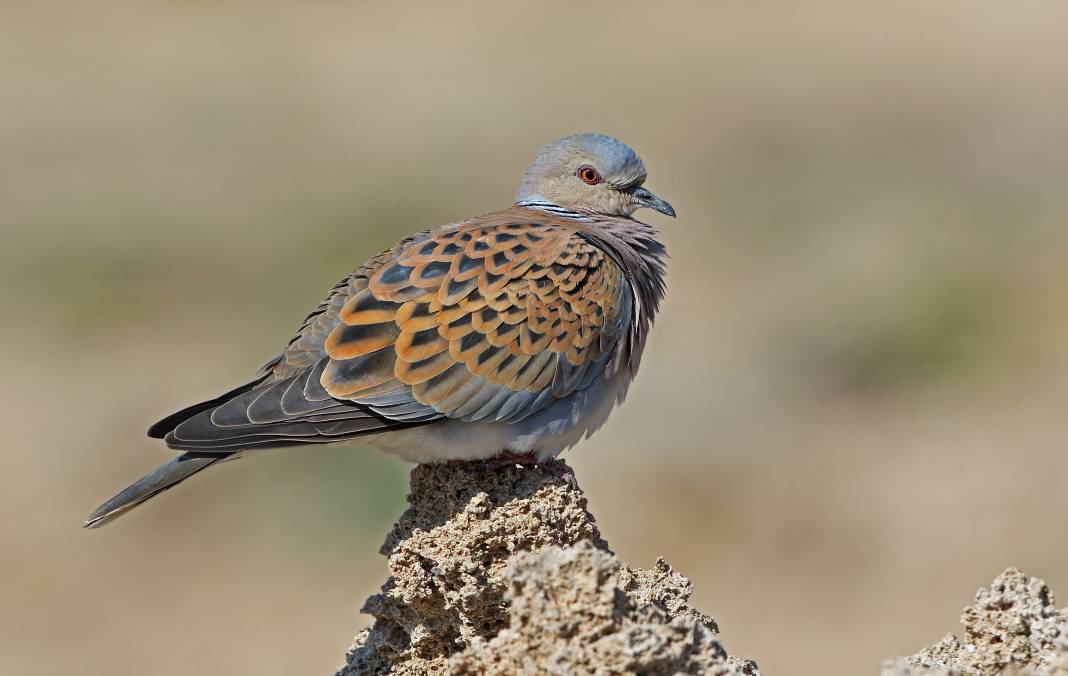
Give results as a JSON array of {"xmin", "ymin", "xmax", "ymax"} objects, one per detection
[
  {"xmin": 320, "ymin": 213, "xmax": 631, "ymax": 423},
  {"xmin": 266, "ymin": 234, "xmax": 430, "ymax": 379},
  {"xmin": 155, "ymin": 212, "xmax": 634, "ymax": 450}
]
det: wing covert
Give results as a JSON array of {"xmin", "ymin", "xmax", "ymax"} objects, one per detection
[{"xmin": 321, "ymin": 214, "xmax": 631, "ymax": 424}]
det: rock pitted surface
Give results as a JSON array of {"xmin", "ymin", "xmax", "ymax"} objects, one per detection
[
  {"xmin": 335, "ymin": 461, "xmax": 757, "ymax": 675},
  {"xmin": 883, "ymin": 568, "xmax": 1068, "ymax": 676},
  {"xmin": 451, "ymin": 540, "xmax": 757, "ymax": 675}
]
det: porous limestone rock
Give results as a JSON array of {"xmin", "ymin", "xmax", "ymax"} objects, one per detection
[
  {"xmin": 883, "ymin": 568, "xmax": 1068, "ymax": 676},
  {"xmin": 335, "ymin": 460, "xmax": 757, "ymax": 676},
  {"xmin": 451, "ymin": 541, "xmax": 757, "ymax": 675}
]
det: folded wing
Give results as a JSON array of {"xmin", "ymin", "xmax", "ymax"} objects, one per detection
[{"xmin": 153, "ymin": 210, "xmax": 633, "ymax": 452}]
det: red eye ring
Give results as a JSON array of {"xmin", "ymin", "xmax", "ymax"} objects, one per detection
[{"xmin": 577, "ymin": 165, "xmax": 602, "ymax": 185}]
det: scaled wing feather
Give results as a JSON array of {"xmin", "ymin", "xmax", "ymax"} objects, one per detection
[{"xmin": 153, "ymin": 209, "xmax": 636, "ymax": 451}]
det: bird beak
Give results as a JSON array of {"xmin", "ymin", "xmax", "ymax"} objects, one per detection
[{"xmin": 629, "ymin": 187, "xmax": 676, "ymax": 218}]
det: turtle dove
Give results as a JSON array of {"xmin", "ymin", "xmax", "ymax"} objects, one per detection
[{"xmin": 86, "ymin": 133, "xmax": 674, "ymax": 527}]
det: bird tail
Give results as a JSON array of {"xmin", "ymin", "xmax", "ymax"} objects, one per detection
[{"xmin": 83, "ymin": 452, "xmax": 229, "ymax": 528}]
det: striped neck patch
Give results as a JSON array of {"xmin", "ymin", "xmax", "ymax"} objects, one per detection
[{"xmin": 514, "ymin": 200, "xmax": 591, "ymax": 221}]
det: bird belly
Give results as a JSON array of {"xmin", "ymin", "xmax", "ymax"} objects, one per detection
[{"xmin": 360, "ymin": 374, "xmax": 626, "ymax": 464}]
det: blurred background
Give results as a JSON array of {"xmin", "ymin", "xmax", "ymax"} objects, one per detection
[{"xmin": 3, "ymin": 1, "xmax": 1067, "ymax": 674}]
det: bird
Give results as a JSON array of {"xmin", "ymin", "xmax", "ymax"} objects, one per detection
[{"xmin": 85, "ymin": 133, "xmax": 674, "ymax": 528}]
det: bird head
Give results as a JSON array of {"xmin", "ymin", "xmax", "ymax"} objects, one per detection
[{"xmin": 515, "ymin": 133, "xmax": 676, "ymax": 218}]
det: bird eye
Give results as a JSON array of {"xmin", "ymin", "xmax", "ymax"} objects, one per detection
[{"xmin": 577, "ymin": 165, "xmax": 602, "ymax": 185}]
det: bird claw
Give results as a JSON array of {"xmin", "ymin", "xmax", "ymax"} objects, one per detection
[
  {"xmin": 481, "ymin": 452, "xmax": 578, "ymax": 490},
  {"xmin": 542, "ymin": 459, "xmax": 579, "ymax": 490}
]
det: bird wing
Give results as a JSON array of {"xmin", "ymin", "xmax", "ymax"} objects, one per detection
[{"xmin": 156, "ymin": 208, "xmax": 633, "ymax": 451}]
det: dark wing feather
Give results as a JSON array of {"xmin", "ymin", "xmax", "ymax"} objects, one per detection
[{"xmin": 147, "ymin": 377, "xmax": 267, "ymax": 438}]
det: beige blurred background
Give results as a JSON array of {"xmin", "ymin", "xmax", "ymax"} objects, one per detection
[{"xmin": 3, "ymin": 1, "xmax": 1067, "ymax": 674}]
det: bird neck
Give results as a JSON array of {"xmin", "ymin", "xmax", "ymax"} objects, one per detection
[{"xmin": 576, "ymin": 216, "xmax": 668, "ymax": 379}]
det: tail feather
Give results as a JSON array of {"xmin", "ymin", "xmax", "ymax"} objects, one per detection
[{"xmin": 83, "ymin": 453, "xmax": 228, "ymax": 528}]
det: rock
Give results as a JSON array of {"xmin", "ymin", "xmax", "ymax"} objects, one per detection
[
  {"xmin": 451, "ymin": 541, "xmax": 757, "ymax": 675},
  {"xmin": 882, "ymin": 568, "xmax": 1068, "ymax": 676},
  {"xmin": 335, "ymin": 460, "xmax": 756, "ymax": 676}
]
